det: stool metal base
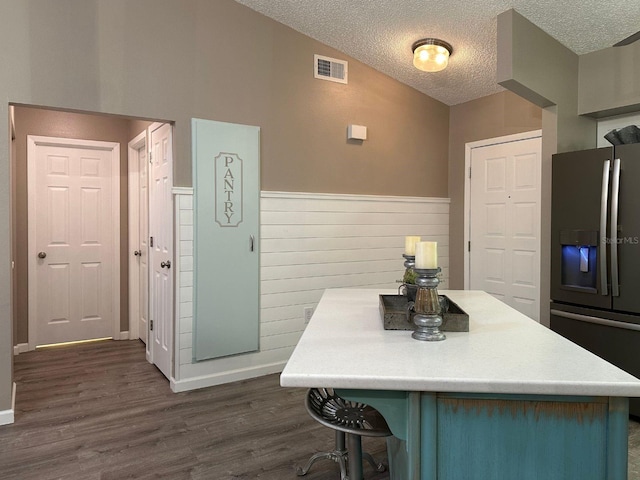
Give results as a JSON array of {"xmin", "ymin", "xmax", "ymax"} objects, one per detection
[
  {"xmin": 296, "ymin": 431, "xmax": 386, "ymax": 480},
  {"xmin": 298, "ymin": 388, "xmax": 390, "ymax": 480}
]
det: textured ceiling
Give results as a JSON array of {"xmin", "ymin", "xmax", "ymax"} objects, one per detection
[{"xmin": 233, "ymin": 0, "xmax": 640, "ymax": 106}]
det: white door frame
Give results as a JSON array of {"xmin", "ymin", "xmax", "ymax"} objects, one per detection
[
  {"xmin": 27, "ymin": 135, "xmax": 121, "ymax": 349},
  {"xmin": 463, "ymin": 130, "xmax": 542, "ymax": 290},
  {"xmin": 128, "ymin": 130, "xmax": 146, "ymax": 341}
]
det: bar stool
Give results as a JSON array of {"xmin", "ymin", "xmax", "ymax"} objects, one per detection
[{"xmin": 297, "ymin": 387, "xmax": 391, "ymax": 480}]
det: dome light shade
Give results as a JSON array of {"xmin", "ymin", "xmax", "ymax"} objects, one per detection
[{"xmin": 412, "ymin": 38, "xmax": 453, "ymax": 72}]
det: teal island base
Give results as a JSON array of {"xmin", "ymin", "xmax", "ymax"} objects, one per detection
[{"xmin": 337, "ymin": 390, "xmax": 629, "ymax": 480}]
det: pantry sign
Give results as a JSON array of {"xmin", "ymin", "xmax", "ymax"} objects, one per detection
[{"xmin": 214, "ymin": 152, "xmax": 243, "ymax": 227}]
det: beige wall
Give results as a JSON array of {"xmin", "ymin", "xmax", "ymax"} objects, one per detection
[
  {"xmin": 578, "ymin": 42, "xmax": 640, "ymax": 117},
  {"xmin": 496, "ymin": 9, "xmax": 599, "ymax": 327},
  {"xmin": 128, "ymin": 120, "xmax": 153, "ymax": 143},
  {"xmin": 261, "ymin": 42, "xmax": 449, "ymax": 196},
  {"xmin": 448, "ymin": 91, "xmax": 542, "ymax": 288},
  {"xmin": 12, "ymin": 106, "xmax": 148, "ymax": 344},
  {"xmin": 0, "ymin": 0, "xmax": 450, "ymax": 411},
  {"xmin": 497, "ymin": 9, "xmax": 596, "ymax": 154},
  {"xmin": 496, "ymin": 11, "xmax": 640, "ymax": 326}
]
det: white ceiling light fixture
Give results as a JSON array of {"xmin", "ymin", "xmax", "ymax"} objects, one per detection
[{"xmin": 412, "ymin": 38, "xmax": 453, "ymax": 73}]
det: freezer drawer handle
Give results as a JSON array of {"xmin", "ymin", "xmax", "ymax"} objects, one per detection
[
  {"xmin": 599, "ymin": 159, "xmax": 610, "ymax": 296},
  {"xmin": 610, "ymin": 158, "xmax": 621, "ymax": 297},
  {"xmin": 551, "ymin": 309, "xmax": 640, "ymax": 332}
]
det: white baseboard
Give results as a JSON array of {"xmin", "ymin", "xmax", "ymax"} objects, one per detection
[
  {"xmin": 0, "ymin": 409, "xmax": 14, "ymax": 426},
  {"xmin": 170, "ymin": 361, "xmax": 286, "ymax": 393},
  {"xmin": 0, "ymin": 383, "xmax": 16, "ymax": 426},
  {"xmin": 13, "ymin": 343, "xmax": 29, "ymax": 355},
  {"xmin": 117, "ymin": 331, "xmax": 129, "ymax": 340}
]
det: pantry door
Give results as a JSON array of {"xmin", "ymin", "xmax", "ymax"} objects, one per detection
[
  {"xmin": 468, "ymin": 133, "xmax": 541, "ymax": 321},
  {"xmin": 192, "ymin": 118, "xmax": 260, "ymax": 361},
  {"xmin": 28, "ymin": 136, "xmax": 120, "ymax": 348}
]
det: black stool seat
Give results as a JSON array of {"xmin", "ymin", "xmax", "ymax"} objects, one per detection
[
  {"xmin": 306, "ymin": 387, "xmax": 391, "ymax": 436},
  {"xmin": 298, "ymin": 388, "xmax": 391, "ymax": 480}
]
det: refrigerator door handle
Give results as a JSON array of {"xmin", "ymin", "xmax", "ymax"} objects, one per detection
[
  {"xmin": 599, "ymin": 159, "xmax": 610, "ymax": 296},
  {"xmin": 550, "ymin": 309, "xmax": 640, "ymax": 332},
  {"xmin": 610, "ymin": 158, "xmax": 621, "ymax": 297}
]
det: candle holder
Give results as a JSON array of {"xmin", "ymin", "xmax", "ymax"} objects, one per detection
[
  {"xmin": 402, "ymin": 254, "xmax": 415, "ymax": 271},
  {"xmin": 400, "ymin": 254, "xmax": 417, "ymax": 302},
  {"xmin": 411, "ymin": 267, "xmax": 446, "ymax": 341}
]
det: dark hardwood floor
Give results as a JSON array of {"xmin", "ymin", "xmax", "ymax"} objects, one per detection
[
  {"xmin": 2, "ymin": 340, "xmax": 639, "ymax": 479},
  {"xmin": 0, "ymin": 340, "xmax": 388, "ymax": 480}
]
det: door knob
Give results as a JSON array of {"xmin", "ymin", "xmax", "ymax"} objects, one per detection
[
  {"xmin": 160, "ymin": 260, "xmax": 171, "ymax": 269},
  {"xmin": 37, "ymin": 252, "xmax": 47, "ymax": 259},
  {"xmin": 134, "ymin": 250, "xmax": 142, "ymax": 256}
]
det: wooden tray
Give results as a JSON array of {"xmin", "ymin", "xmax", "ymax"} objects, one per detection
[{"xmin": 379, "ymin": 294, "xmax": 469, "ymax": 332}]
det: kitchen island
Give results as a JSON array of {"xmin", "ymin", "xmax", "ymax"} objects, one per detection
[{"xmin": 280, "ymin": 289, "xmax": 640, "ymax": 480}]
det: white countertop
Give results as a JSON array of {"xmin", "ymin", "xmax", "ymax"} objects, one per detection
[{"xmin": 280, "ymin": 289, "xmax": 640, "ymax": 397}]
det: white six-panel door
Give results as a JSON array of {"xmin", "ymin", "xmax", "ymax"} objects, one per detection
[
  {"xmin": 28, "ymin": 136, "xmax": 120, "ymax": 347},
  {"xmin": 149, "ymin": 123, "xmax": 173, "ymax": 379},
  {"xmin": 128, "ymin": 132, "xmax": 149, "ymax": 344},
  {"xmin": 469, "ymin": 136, "xmax": 541, "ymax": 321}
]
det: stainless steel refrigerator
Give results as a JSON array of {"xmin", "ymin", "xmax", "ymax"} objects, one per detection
[{"xmin": 550, "ymin": 143, "xmax": 640, "ymax": 417}]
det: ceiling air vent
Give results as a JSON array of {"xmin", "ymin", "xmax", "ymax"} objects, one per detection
[{"xmin": 314, "ymin": 54, "xmax": 348, "ymax": 84}]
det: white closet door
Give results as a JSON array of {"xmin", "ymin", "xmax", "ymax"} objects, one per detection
[
  {"xmin": 470, "ymin": 137, "xmax": 541, "ymax": 321},
  {"xmin": 149, "ymin": 123, "xmax": 173, "ymax": 379}
]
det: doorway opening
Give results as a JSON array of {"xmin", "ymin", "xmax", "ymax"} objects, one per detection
[{"xmin": 11, "ymin": 104, "xmax": 174, "ymax": 381}]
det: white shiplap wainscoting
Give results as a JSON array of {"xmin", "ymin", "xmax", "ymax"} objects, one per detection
[{"xmin": 172, "ymin": 191, "xmax": 450, "ymax": 392}]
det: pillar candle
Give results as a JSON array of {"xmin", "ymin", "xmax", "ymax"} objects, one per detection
[
  {"xmin": 404, "ymin": 236, "xmax": 421, "ymax": 255},
  {"xmin": 415, "ymin": 241, "xmax": 438, "ymax": 269}
]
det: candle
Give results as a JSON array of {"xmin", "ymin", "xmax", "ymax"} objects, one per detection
[
  {"xmin": 415, "ymin": 241, "xmax": 438, "ymax": 269},
  {"xmin": 404, "ymin": 236, "xmax": 421, "ymax": 255}
]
